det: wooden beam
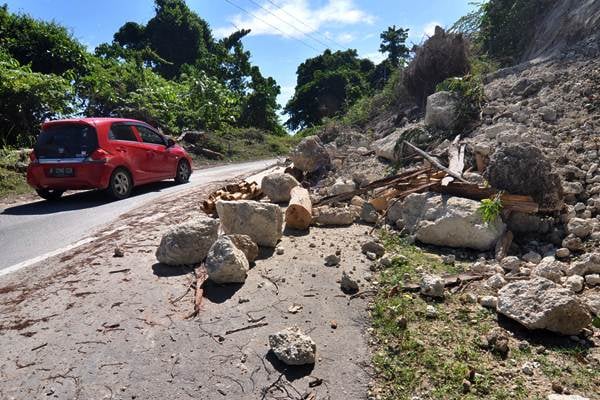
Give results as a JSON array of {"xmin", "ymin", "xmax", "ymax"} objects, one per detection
[{"xmin": 403, "ymin": 141, "xmax": 469, "ymax": 183}]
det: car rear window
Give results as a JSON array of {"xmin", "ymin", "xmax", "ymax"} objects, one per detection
[
  {"xmin": 35, "ymin": 124, "xmax": 99, "ymax": 159},
  {"xmin": 109, "ymin": 124, "xmax": 138, "ymax": 142}
]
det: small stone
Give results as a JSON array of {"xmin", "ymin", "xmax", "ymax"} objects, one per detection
[
  {"xmin": 269, "ymin": 327, "xmax": 316, "ymax": 365},
  {"xmin": 420, "ymin": 274, "xmax": 444, "ymax": 298},
  {"xmin": 556, "ymin": 248, "xmax": 571, "ymax": 259},
  {"xmin": 441, "ymin": 254, "xmax": 456, "ymax": 265},
  {"xmin": 564, "ymin": 275, "xmax": 584, "ymax": 292},
  {"xmin": 324, "ymin": 254, "xmax": 340, "ymax": 266},
  {"xmin": 425, "ymin": 305, "xmax": 438, "ymax": 318},
  {"xmin": 521, "ymin": 361, "xmax": 537, "ymax": 376},
  {"xmin": 563, "ymin": 234, "xmax": 584, "ymax": 252},
  {"xmin": 366, "ymin": 252, "xmax": 377, "ymax": 261},
  {"xmin": 341, "ymin": 271, "xmax": 359, "ymax": 293},
  {"xmin": 500, "ymin": 256, "xmax": 521, "ymax": 272},
  {"xmin": 276, "ymin": 247, "xmax": 284, "ymax": 255},
  {"xmin": 238, "ymin": 297, "xmax": 250, "ymax": 304},
  {"xmin": 518, "ymin": 341, "xmax": 530, "ymax": 351},
  {"xmin": 330, "ymin": 320, "xmax": 337, "ymax": 329},
  {"xmin": 585, "ymin": 274, "xmax": 600, "ymax": 286},
  {"xmin": 522, "ymin": 251, "xmax": 542, "ymax": 264},
  {"xmin": 552, "ymin": 382, "xmax": 564, "ymax": 394},
  {"xmin": 395, "ymin": 316, "xmax": 408, "ymax": 330},
  {"xmin": 487, "ymin": 273, "xmax": 507, "ymax": 290},
  {"xmin": 361, "ymin": 240, "xmax": 385, "ymax": 257},
  {"xmin": 287, "ymin": 303, "xmax": 303, "ymax": 314},
  {"xmin": 462, "ymin": 379, "xmax": 472, "ymax": 394},
  {"xmin": 113, "ymin": 247, "xmax": 124, "ymax": 257},
  {"xmin": 486, "ymin": 327, "xmax": 509, "ymax": 356},
  {"xmin": 360, "ymin": 202, "xmax": 379, "ymax": 224},
  {"xmin": 479, "ymin": 295, "xmax": 498, "ymax": 309}
]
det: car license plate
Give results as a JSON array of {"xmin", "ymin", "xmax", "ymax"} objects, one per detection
[{"xmin": 49, "ymin": 167, "xmax": 74, "ymax": 177}]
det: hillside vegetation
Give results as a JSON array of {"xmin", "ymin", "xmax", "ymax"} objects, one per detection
[{"xmin": 0, "ymin": 0, "xmax": 288, "ymax": 149}]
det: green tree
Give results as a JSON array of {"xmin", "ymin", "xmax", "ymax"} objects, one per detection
[
  {"xmin": 285, "ymin": 49, "xmax": 374, "ymax": 130},
  {"xmin": 239, "ymin": 66, "xmax": 283, "ymax": 135},
  {"xmin": 0, "ymin": 50, "xmax": 74, "ymax": 146},
  {"xmin": 0, "ymin": 4, "xmax": 88, "ymax": 75},
  {"xmin": 379, "ymin": 25, "xmax": 410, "ymax": 67}
]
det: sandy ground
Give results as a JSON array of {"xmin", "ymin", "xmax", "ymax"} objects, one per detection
[{"xmin": 0, "ymin": 180, "xmax": 375, "ymax": 399}]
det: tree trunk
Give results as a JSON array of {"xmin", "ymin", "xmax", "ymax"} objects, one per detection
[{"xmin": 285, "ymin": 187, "xmax": 312, "ymax": 230}]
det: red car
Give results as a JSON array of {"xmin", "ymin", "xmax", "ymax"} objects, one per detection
[{"xmin": 27, "ymin": 118, "xmax": 193, "ymax": 200}]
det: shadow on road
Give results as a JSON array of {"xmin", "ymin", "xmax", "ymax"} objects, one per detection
[{"xmin": 2, "ymin": 181, "xmax": 179, "ymax": 216}]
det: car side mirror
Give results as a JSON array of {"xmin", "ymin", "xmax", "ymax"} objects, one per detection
[{"xmin": 166, "ymin": 138, "xmax": 176, "ymax": 148}]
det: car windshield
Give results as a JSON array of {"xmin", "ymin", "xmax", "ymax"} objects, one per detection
[{"xmin": 36, "ymin": 124, "xmax": 98, "ymax": 159}]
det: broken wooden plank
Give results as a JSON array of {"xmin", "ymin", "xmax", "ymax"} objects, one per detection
[
  {"xmin": 316, "ymin": 167, "xmax": 432, "ymax": 206},
  {"xmin": 403, "ymin": 141, "xmax": 469, "ymax": 183},
  {"xmin": 435, "ymin": 182, "xmax": 539, "ymax": 213},
  {"xmin": 495, "ymin": 230, "xmax": 514, "ymax": 261},
  {"xmin": 441, "ymin": 135, "xmax": 466, "ymax": 186}
]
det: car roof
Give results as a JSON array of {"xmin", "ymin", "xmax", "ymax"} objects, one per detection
[{"xmin": 42, "ymin": 118, "xmax": 152, "ymax": 129}]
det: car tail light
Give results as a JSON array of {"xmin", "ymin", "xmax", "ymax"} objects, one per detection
[
  {"xmin": 85, "ymin": 148, "xmax": 111, "ymax": 163},
  {"xmin": 29, "ymin": 150, "xmax": 38, "ymax": 164}
]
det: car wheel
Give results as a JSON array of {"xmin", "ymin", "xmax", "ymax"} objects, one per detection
[
  {"xmin": 108, "ymin": 168, "xmax": 133, "ymax": 200},
  {"xmin": 175, "ymin": 160, "xmax": 191, "ymax": 184},
  {"xmin": 36, "ymin": 188, "xmax": 64, "ymax": 201}
]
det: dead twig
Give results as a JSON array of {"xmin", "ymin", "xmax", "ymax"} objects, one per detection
[
  {"xmin": 185, "ymin": 267, "xmax": 208, "ymax": 319},
  {"xmin": 108, "ymin": 268, "xmax": 130, "ymax": 274},
  {"xmin": 225, "ymin": 321, "xmax": 268, "ymax": 335},
  {"xmin": 31, "ymin": 343, "xmax": 47, "ymax": 351}
]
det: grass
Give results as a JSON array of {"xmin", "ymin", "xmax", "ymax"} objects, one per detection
[
  {"xmin": 371, "ymin": 229, "xmax": 600, "ymax": 400},
  {"xmin": 0, "ymin": 148, "xmax": 30, "ymax": 199}
]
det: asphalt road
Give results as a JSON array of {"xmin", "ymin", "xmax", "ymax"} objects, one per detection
[{"xmin": 0, "ymin": 159, "xmax": 276, "ymax": 271}]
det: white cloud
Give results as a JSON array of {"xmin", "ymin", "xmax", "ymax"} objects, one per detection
[
  {"xmin": 336, "ymin": 32, "xmax": 355, "ymax": 44},
  {"xmin": 215, "ymin": 0, "xmax": 374, "ymax": 40},
  {"xmin": 362, "ymin": 51, "xmax": 386, "ymax": 65}
]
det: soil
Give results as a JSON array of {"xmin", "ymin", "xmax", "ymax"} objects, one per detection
[{"xmin": 0, "ymin": 179, "xmax": 375, "ymax": 399}]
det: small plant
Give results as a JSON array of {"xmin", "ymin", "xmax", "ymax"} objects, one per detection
[{"xmin": 479, "ymin": 193, "xmax": 503, "ymax": 224}]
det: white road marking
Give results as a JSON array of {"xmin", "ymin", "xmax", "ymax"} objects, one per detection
[{"xmin": 0, "ymin": 226, "xmax": 128, "ymax": 278}]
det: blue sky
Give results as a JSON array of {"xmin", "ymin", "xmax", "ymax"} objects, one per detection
[{"xmin": 5, "ymin": 0, "xmax": 475, "ymax": 110}]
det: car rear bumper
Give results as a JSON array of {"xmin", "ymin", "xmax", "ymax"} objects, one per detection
[{"xmin": 27, "ymin": 162, "xmax": 112, "ymax": 190}]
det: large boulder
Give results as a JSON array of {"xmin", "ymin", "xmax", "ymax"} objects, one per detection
[
  {"xmin": 290, "ymin": 136, "xmax": 330, "ymax": 173},
  {"xmin": 424, "ymin": 91, "xmax": 459, "ymax": 130},
  {"xmin": 261, "ymin": 173, "xmax": 299, "ymax": 203},
  {"xmin": 484, "ymin": 143, "xmax": 563, "ymax": 210},
  {"xmin": 216, "ymin": 200, "xmax": 283, "ymax": 247},
  {"xmin": 370, "ymin": 124, "xmax": 430, "ymax": 162},
  {"xmin": 566, "ymin": 253, "xmax": 600, "ymax": 276},
  {"xmin": 227, "ymin": 234, "xmax": 259, "ymax": 263},
  {"xmin": 205, "ymin": 237, "xmax": 249, "ymax": 284},
  {"xmin": 497, "ymin": 277, "xmax": 591, "ymax": 335},
  {"xmin": 269, "ymin": 327, "xmax": 316, "ymax": 365},
  {"xmin": 370, "ymin": 129, "xmax": 401, "ymax": 161},
  {"xmin": 155, "ymin": 216, "xmax": 219, "ymax": 265},
  {"xmin": 395, "ymin": 193, "xmax": 505, "ymax": 251},
  {"xmin": 312, "ymin": 206, "xmax": 357, "ymax": 226}
]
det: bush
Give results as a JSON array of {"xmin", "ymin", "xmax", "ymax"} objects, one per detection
[{"xmin": 403, "ymin": 26, "xmax": 470, "ymax": 107}]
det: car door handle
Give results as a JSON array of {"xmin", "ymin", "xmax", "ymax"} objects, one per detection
[{"xmin": 116, "ymin": 147, "xmax": 126, "ymax": 152}]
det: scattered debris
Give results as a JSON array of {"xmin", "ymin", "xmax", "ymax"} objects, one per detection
[{"xmin": 201, "ymin": 181, "xmax": 263, "ymax": 215}]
